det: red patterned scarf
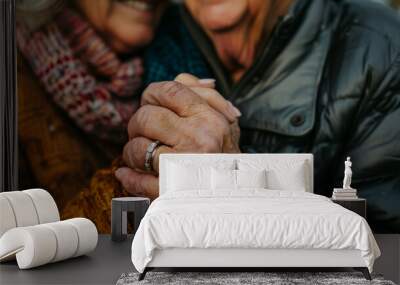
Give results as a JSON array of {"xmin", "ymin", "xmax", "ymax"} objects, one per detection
[{"xmin": 17, "ymin": 8, "xmax": 143, "ymax": 142}]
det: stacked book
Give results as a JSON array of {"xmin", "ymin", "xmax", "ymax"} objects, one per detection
[{"xmin": 332, "ymin": 188, "xmax": 358, "ymax": 200}]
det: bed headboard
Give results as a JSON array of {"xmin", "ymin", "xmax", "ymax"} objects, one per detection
[{"xmin": 159, "ymin": 153, "xmax": 314, "ymax": 195}]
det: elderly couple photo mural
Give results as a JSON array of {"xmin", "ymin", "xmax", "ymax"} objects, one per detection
[{"xmin": 15, "ymin": 0, "xmax": 400, "ymax": 233}]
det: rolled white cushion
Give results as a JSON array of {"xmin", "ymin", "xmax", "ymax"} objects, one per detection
[
  {"xmin": 64, "ymin": 218, "xmax": 98, "ymax": 257},
  {"xmin": 0, "ymin": 196, "xmax": 17, "ymax": 237},
  {"xmin": 0, "ymin": 189, "xmax": 59, "ymax": 238},
  {"xmin": 0, "ymin": 218, "xmax": 98, "ymax": 269},
  {"xmin": 42, "ymin": 221, "xmax": 79, "ymax": 262},
  {"xmin": 0, "ymin": 226, "xmax": 57, "ymax": 269},
  {"xmin": 23, "ymin": 189, "xmax": 60, "ymax": 224},
  {"xmin": 0, "ymin": 191, "xmax": 39, "ymax": 227}
]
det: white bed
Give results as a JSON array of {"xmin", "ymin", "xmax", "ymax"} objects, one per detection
[{"xmin": 131, "ymin": 154, "xmax": 380, "ymax": 280}]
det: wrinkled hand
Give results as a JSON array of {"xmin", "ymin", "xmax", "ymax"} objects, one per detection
[{"xmin": 115, "ymin": 74, "xmax": 241, "ymax": 199}]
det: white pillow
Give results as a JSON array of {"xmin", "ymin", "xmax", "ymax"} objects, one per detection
[
  {"xmin": 236, "ymin": 169, "xmax": 267, "ymax": 188},
  {"xmin": 211, "ymin": 168, "xmax": 236, "ymax": 190},
  {"xmin": 211, "ymin": 169, "xmax": 267, "ymax": 190},
  {"xmin": 167, "ymin": 162, "xmax": 211, "ymax": 191},
  {"xmin": 266, "ymin": 166, "xmax": 306, "ymax": 191},
  {"xmin": 238, "ymin": 159, "xmax": 308, "ymax": 191}
]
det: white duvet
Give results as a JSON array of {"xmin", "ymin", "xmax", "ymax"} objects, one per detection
[{"xmin": 131, "ymin": 190, "xmax": 380, "ymax": 273}]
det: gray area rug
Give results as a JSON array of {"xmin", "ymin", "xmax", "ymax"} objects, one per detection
[{"xmin": 116, "ymin": 272, "xmax": 396, "ymax": 285}]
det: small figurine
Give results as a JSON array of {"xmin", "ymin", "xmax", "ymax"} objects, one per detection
[
  {"xmin": 332, "ymin": 157, "xmax": 357, "ymax": 199},
  {"xmin": 343, "ymin": 157, "xmax": 353, "ymax": 189}
]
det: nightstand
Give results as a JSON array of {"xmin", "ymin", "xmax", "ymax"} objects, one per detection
[
  {"xmin": 331, "ymin": 198, "xmax": 366, "ymax": 218},
  {"xmin": 111, "ymin": 197, "xmax": 150, "ymax": 242}
]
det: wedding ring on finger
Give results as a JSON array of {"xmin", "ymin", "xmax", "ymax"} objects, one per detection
[{"xmin": 144, "ymin": 140, "xmax": 162, "ymax": 172}]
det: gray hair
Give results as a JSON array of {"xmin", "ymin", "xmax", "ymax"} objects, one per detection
[{"xmin": 16, "ymin": 0, "xmax": 65, "ymax": 30}]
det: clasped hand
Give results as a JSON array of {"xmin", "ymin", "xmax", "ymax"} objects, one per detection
[{"xmin": 115, "ymin": 74, "xmax": 241, "ymax": 199}]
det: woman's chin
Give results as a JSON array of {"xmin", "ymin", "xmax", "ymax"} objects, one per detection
[{"xmin": 120, "ymin": 29, "xmax": 155, "ymax": 53}]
